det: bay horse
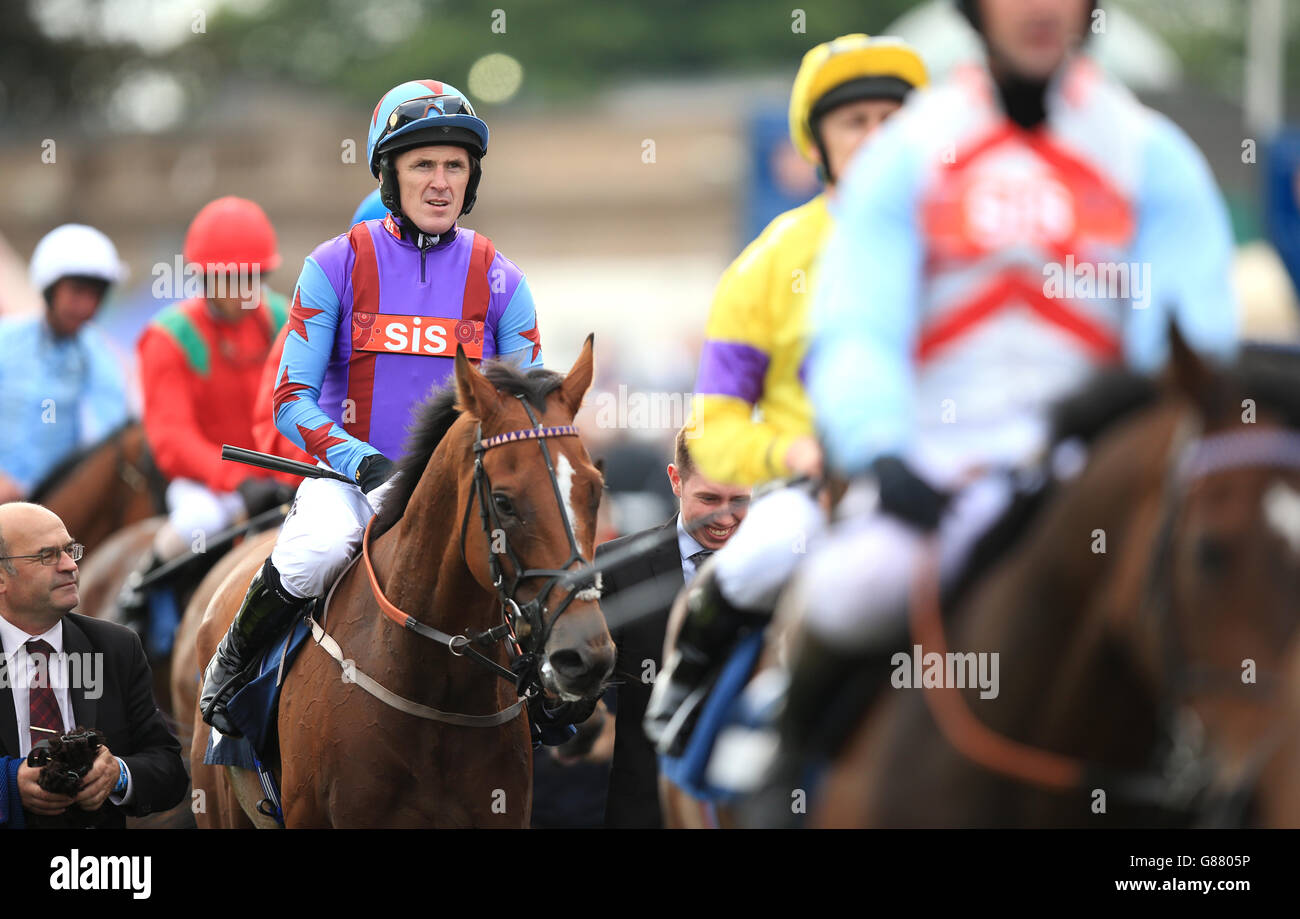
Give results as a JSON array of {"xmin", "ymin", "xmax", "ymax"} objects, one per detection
[
  {"xmin": 179, "ymin": 531, "xmax": 279, "ymax": 830},
  {"xmin": 30, "ymin": 421, "xmax": 166, "ymax": 553},
  {"xmin": 811, "ymin": 335, "xmax": 1300, "ymax": 827},
  {"xmin": 193, "ymin": 339, "xmax": 615, "ymax": 827}
]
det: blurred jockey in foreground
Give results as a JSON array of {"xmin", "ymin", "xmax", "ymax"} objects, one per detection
[
  {"xmin": 0, "ymin": 226, "xmax": 130, "ymax": 502},
  {"xmin": 758, "ymin": 0, "xmax": 1238, "ymax": 818},
  {"xmin": 644, "ymin": 34, "xmax": 929, "ymax": 755},
  {"xmin": 119, "ymin": 197, "xmax": 293, "ymax": 629},
  {"xmin": 201, "ymin": 80, "xmax": 545, "ymax": 736}
]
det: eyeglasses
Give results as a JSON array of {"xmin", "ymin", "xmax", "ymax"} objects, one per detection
[
  {"xmin": 384, "ymin": 94, "xmax": 477, "ymax": 137},
  {"xmin": 0, "ymin": 543, "xmax": 84, "ymax": 566}
]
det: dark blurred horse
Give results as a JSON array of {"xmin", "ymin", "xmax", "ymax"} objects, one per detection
[{"xmin": 816, "ymin": 335, "xmax": 1300, "ymax": 827}]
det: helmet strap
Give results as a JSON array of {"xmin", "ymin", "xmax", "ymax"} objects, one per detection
[
  {"xmin": 460, "ymin": 156, "xmax": 482, "ymax": 216},
  {"xmin": 378, "ymin": 153, "xmax": 408, "ymax": 226},
  {"xmin": 811, "ymin": 125, "xmax": 835, "ymax": 187}
]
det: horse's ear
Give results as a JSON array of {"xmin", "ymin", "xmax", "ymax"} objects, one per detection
[
  {"xmin": 558, "ymin": 333, "xmax": 596, "ymax": 417},
  {"xmin": 454, "ymin": 345, "xmax": 497, "ymax": 418},
  {"xmin": 1166, "ymin": 318, "xmax": 1220, "ymax": 418}
]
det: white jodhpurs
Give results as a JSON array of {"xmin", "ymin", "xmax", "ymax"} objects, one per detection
[
  {"xmin": 165, "ymin": 479, "xmax": 245, "ymax": 545},
  {"xmin": 270, "ymin": 473, "xmax": 396, "ymax": 600},
  {"xmin": 793, "ymin": 473, "xmax": 1014, "ymax": 648},
  {"xmin": 713, "ymin": 484, "xmax": 828, "ymax": 612}
]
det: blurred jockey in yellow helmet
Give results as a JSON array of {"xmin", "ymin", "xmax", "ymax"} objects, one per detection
[{"xmin": 645, "ymin": 35, "xmax": 928, "ymax": 758}]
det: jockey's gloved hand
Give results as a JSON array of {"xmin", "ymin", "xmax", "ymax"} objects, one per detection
[
  {"xmin": 870, "ymin": 455, "xmax": 949, "ymax": 531},
  {"xmin": 355, "ymin": 453, "xmax": 395, "ymax": 493},
  {"xmin": 237, "ymin": 477, "xmax": 290, "ymax": 517}
]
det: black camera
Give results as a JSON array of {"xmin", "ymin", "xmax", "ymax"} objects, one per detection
[{"xmin": 26, "ymin": 727, "xmax": 106, "ymax": 797}]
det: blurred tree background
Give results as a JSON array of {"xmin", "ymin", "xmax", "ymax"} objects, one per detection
[
  {"xmin": 5, "ymin": 0, "xmax": 1296, "ymax": 131},
  {"xmin": 2, "ymin": 0, "xmax": 1297, "ymax": 528}
]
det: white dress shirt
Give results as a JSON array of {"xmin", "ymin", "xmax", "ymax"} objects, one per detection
[
  {"xmin": 676, "ymin": 516, "xmax": 711, "ymax": 584},
  {"xmin": 0, "ymin": 614, "xmax": 132, "ymax": 804},
  {"xmin": 0, "ymin": 616, "xmax": 74, "ymax": 757}
]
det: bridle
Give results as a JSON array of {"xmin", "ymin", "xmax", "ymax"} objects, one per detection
[
  {"xmin": 457, "ymin": 394, "xmax": 597, "ymax": 693},
  {"xmin": 337, "ymin": 393, "xmax": 596, "ymax": 726},
  {"xmin": 911, "ymin": 419, "xmax": 1300, "ymax": 824},
  {"xmin": 1137, "ymin": 423, "xmax": 1300, "ymax": 823},
  {"xmin": 112, "ymin": 429, "xmax": 166, "ymax": 526}
]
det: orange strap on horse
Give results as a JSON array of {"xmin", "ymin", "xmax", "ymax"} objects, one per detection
[
  {"xmin": 362, "ymin": 516, "xmax": 415, "ymax": 629},
  {"xmin": 910, "ymin": 542, "xmax": 1085, "ymax": 792},
  {"xmin": 361, "ymin": 515, "xmax": 521, "ymax": 685}
]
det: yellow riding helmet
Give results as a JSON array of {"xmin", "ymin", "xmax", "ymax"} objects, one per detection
[{"xmin": 788, "ymin": 33, "xmax": 929, "ymax": 164}]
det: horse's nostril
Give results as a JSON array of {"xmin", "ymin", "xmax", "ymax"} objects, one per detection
[{"xmin": 549, "ymin": 649, "xmax": 588, "ymax": 679}]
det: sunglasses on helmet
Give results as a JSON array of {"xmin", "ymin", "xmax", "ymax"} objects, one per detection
[{"xmin": 384, "ymin": 94, "xmax": 478, "ymax": 137}]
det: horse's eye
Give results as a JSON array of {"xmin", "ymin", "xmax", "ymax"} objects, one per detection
[{"xmin": 493, "ymin": 493, "xmax": 516, "ymax": 517}]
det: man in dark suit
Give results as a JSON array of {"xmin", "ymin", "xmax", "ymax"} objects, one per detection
[
  {"xmin": 599, "ymin": 429, "xmax": 750, "ymax": 828},
  {"xmin": 0, "ymin": 502, "xmax": 188, "ymax": 828}
]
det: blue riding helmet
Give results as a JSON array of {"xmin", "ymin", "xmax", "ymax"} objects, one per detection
[
  {"xmin": 350, "ymin": 189, "xmax": 388, "ymax": 227},
  {"xmin": 367, "ymin": 80, "xmax": 490, "ymax": 218}
]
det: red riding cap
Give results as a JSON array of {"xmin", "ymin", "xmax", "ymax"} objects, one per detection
[{"xmin": 184, "ymin": 196, "xmax": 282, "ymax": 273}]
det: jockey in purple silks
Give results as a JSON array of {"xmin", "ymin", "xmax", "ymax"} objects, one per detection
[{"xmin": 200, "ymin": 80, "xmax": 545, "ymax": 736}]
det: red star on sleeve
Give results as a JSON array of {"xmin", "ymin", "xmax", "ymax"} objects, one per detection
[
  {"xmin": 296, "ymin": 420, "xmax": 347, "ymax": 466},
  {"xmin": 520, "ymin": 322, "xmax": 542, "ymax": 362},
  {"xmin": 288, "ymin": 290, "xmax": 325, "ymax": 343},
  {"xmin": 273, "ymin": 366, "xmax": 312, "ymax": 416}
]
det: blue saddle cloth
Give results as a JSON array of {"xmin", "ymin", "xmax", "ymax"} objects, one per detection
[
  {"xmin": 204, "ymin": 617, "xmax": 312, "ymax": 769},
  {"xmin": 658, "ymin": 630, "xmax": 766, "ymax": 803}
]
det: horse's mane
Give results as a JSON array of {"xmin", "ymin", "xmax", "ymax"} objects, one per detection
[
  {"xmin": 1049, "ymin": 368, "xmax": 1159, "ymax": 447},
  {"xmin": 1237, "ymin": 341, "xmax": 1300, "ymax": 428},
  {"xmin": 372, "ymin": 360, "xmax": 566, "ymax": 537},
  {"xmin": 28, "ymin": 419, "xmax": 138, "ymax": 501},
  {"xmin": 1048, "ymin": 342, "xmax": 1300, "ymax": 446}
]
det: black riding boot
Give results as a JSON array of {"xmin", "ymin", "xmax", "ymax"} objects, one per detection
[
  {"xmin": 644, "ymin": 566, "xmax": 767, "ymax": 757},
  {"xmin": 199, "ymin": 558, "xmax": 308, "ymax": 737},
  {"xmin": 740, "ymin": 620, "xmax": 906, "ymax": 828}
]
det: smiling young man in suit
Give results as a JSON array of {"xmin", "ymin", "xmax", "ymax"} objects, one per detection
[
  {"xmin": 597, "ymin": 428, "xmax": 751, "ymax": 828},
  {"xmin": 0, "ymin": 502, "xmax": 188, "ymax": 828}
]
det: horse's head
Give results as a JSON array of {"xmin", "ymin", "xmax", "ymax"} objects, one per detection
[
  {"xmin": 451, "ymin": 336, "xmax": 614, "ymax": 702},
  {"xmin": 1133, "ymin": 331, "xmax": 1300, "ymax": 803}
]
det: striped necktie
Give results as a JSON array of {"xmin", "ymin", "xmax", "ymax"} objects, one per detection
[{"xmin": 26, "ymin": 639, "xmax": 64, "ymax": 750}]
